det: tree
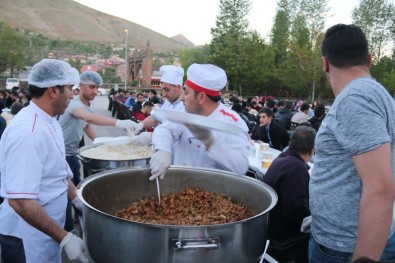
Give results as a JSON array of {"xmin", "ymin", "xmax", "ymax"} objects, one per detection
[
  {"xmin": 209, "ymin": 0, "xmax": 252, "ymax": 95},
  {"xmin": 352, "ymin": 0, "xmax": 395, "ymax": 62},
  {"xmin": 286, "ymin": 0, "xmax": 329, "ymax": 101},
  {"xmin": 98, "ymin": 67, "xmax": 122, "ymax": 84},
  {"xmin": 179, "ymin": 45, "xmax": 210, "ymax": 72},
  {"xmin": 270, "ymin": 0, "xmax": 292, "ymax": 65},
  {"xmin": 0, "ymin": 22, "xmax": 27, "ymax": 75}
]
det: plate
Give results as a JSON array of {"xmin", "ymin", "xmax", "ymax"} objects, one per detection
[{"xmin": 151, "ymin": 108, "xmax": 244, "ymax": 134}]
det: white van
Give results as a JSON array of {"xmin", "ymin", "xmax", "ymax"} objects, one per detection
[{"xmin": 6, "ymin": 78, "xmax": 19, "ymax": 90}]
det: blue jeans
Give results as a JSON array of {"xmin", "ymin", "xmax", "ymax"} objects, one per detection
[
  {"xmin": 382, "ymin": 230, "xmax": 395, "ymax": 261},
  {"xmin": 64, "ymin": 155, "xmax": 81, "ymax": 231},
  {"xmin": 309, "ymin": 236, "xmax": 351, "ymax": 263},
  {"xmin": 309, "ymin": 234, "xmax": 395, "ymax": 263},
  {"xmin": 66, "ymin": 155, "xmax": 81, "ymax": 186},
  {"xmin": 0, "ymin": 234, "xmax": 26, "ymax": 263}
]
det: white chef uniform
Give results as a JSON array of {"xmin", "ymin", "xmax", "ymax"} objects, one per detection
[
  {"xmin": 153, "ymin": 102, "xmax": 250, "ymax": 175},
  {"xmin": 0, "ymin": 101, "xmax": 72, "ymax": 263},
  {"xmin": 161, "ymin": 98, "xmax": 185, "ymax": 112}
]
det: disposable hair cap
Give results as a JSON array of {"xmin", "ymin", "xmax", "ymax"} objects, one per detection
[
  {"xmin": 28, "ymin": 59, "xmax": 80, "ymax": 88},
  {"xmin": 80, "ymin": 71, "xmax": 103, "ymax": 86}
]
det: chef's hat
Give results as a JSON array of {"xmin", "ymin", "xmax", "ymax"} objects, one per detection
[
  {"xmin": 28, "ymin": 59, "xmax": 80, "ymax": 88},
  {"xmin": 185, "ymin": 63, "xmax": 227, "ymax": 96},
  {"xmin": 160, "ymin": 65, "xmax": 184, "ymax": 86}
]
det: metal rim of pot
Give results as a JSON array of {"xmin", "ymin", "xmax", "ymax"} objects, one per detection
[{"xmin": 76, "ymin": 165, "xmax": 278, "ymax": 228}]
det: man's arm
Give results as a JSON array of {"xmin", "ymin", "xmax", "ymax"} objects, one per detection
[
  {"xmin": 83, "ymin": 124, "xmax": 97, "ymax": 140},
  {"xmin": 9, "ymin": 199, "xmax": 68, "ymax": 243},
  {"xmin": 352, "ymin": 143, "xmax": 395, "ymax": 260},
  {"xmin": 67, "ymin": 179, "xmax": 77, "ymax": 201},
  {"xmin": 72, "ymin": 107, "xmax": 116, "ymax": 126},
  {"xmin": 140, "ymin": 116, "xmax": 157, "ymax": 129}
]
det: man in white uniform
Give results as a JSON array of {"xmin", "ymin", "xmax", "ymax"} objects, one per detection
[
  {"xmin": 0, "ymin": 59, "xmax": 89, "ymax": 262},
  {"xmin": 129, "ymin": 64, "xmax": 185, "ymax": 144},
  {"xmin": 149, "ymin": 63, "xmax": 250, "ymax": 180}
]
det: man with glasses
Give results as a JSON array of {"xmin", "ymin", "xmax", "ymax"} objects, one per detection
[{"xmin": 58, "ymin": 71, "xmax": 137, "ymax": 231}]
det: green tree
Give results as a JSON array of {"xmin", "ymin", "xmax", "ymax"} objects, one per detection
[
  {"xmin": 352, "ymin": 0, "xmax": 395, "ymax": 62},
  {"xmin": 0, "ymin": 22, "xmax": 27, "ymax": 74},
  {"xmin": 98, "ymin": 67, "xmax": 122, "ymax": 84},
  {"xmin": 230, "ymin": 30, "xmax": 276, "ymax": 96},
  {"xmin": 209, "ymin": 0, "xmax": 252, "ymax": 95},
  {"xmin": 179, "ymin": 45, "xmax": 210, "ymax": 72},
  {"xmin": 270, "ymin": 0, "xmax": 292, "ymax": 65},
  {"xmin": 286, "ymin": 0, "xmax": 329, "ymax": 100}
]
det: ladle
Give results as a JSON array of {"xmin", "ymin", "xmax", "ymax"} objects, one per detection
[{"xmin": 155, "ymin": 177, "xmax": 161, "ymax": 211}]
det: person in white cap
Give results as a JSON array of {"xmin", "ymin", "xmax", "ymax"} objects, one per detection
[
  {"xmin": 0, "ymin": 59, "xmax": 89, "ymax": 262},
  {"xmin": 149, "ymin": 63, "xmax": 250, "ymax": 180},
  {"xmin": 128, "ymin": 64, "xmax": 185, "ymax": 145}
]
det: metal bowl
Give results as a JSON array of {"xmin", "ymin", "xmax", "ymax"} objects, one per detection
[{"xmin": 77, "ymin": 143, "xmax": 151, "ymax": 176}]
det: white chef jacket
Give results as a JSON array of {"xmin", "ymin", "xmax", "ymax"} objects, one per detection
[
  {"xmin": 159, "ymin": 98, "xmax": 185, "ymax": 163},
  {"xmin": 0, "ymin": 101, "xmax": 71, "ymax": 263},
  {"xmin": 152, "ymin": 103, "xmax": 250, "ymax": 175},
  {"xmin": 161, "ymin": 98, "xmax": 185, "ymax": 112}
]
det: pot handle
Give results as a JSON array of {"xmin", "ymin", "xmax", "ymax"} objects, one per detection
[{"xmin": 172, "ymin": 238, "xmax": 219, "ymax": 251}]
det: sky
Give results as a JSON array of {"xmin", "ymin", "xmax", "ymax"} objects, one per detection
[{"xmin": 73, "ymin": 0, "xmax": 360, "ymax": 46}]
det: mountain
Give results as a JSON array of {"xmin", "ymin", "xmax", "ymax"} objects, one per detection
[
  {"xmin": 171, "ymin": 34, "xmax": 196, "ymax": 48},
  {"xmin": 0, "ymin": 0, "xmax": 195, "ymax": 51}
]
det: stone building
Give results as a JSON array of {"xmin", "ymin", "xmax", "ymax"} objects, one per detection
[{"xmin": 126, "ymin": 41, "xmax": 152, "ymax": 89}]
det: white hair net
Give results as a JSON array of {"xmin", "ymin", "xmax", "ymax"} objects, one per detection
[
  {"xmin": 28, "ymin": 59, "xmax": 80, "ymax": 88},
  {"xmin": 80, "ymin": 71, "xmax": 103, "ymax": 86}
]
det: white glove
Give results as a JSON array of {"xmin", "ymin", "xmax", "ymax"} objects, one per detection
[
  {"xmin": 185, "ymin": 124, "xmax": 213, "ymax": 148},
  {"xmin": 149, "ymin": 150, "xmax": 172, "ymax": 180},
  {"xmin": 71, "ymin": 196, "xmax": 83, "ymax": 212},
  {"xmin": 300, "ymin": 215, "xmax": 312, "ymax": 233},
  {"xmin": 60, "ymin": 232, "xmax": 89, "ymax": 263},
  {"xmin": 129, "ymin": 132, "xmax": 152, "ymax": 146},
  {"xmin": 115, "ymin": 120, "xmax": 143, "ymax": 134}
]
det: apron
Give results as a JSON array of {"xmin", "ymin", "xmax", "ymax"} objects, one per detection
[{"xmin": 21, "ymin": 191, "xmax": 67, "ymax": 263}]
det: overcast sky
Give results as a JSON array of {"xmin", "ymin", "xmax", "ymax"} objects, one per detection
[{"xmin": 74, "ymin": 0, "xmax": 359, "ymax": 46}]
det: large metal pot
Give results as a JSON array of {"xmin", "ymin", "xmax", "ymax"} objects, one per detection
[
  {"xmin": 76, "ymin": 143, "xmax": 151, "ymax": 176},
  {"xmin": 77, "ymin": 166, "xmax": 277, "ymax": 263}
]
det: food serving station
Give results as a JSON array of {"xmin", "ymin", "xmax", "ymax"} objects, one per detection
[{"xmin": 76, "ymin": 166, "xmax": 277, "ymax": 263}]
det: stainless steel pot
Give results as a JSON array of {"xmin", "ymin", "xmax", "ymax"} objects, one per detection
[
  {"xmin": 76, "ymin": 143, "xmax": 151, "ymax": 176},
  {"xmin": 77, "ymin": 166, "xmax": 277, "ymax": 263}
]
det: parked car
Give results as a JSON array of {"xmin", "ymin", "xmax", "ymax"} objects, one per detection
[
  {"xmin": 72, "ymin": 85, "xmax": 108, "ymax": 96},
  {"xmin": 6, "ymin": 78, "xmax": 19, "ymax": 90},
  {"xmin": 97, "ymin": 87, "xmax": 108, "ymax": 96}
]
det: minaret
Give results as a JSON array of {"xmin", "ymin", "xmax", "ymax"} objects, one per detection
[{"xmin": 142, "ymin": 41, "xmax": 152, "ymax": 88}]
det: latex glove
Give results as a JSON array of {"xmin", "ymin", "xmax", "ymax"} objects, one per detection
[
  {"xmin": 115, "ymin": 120, "xmax": 143, "ymax": 134},
  {"xmin": 71, "ymin": 196, "xmax": 83, "ymax": 212},
  {"xmin": 149, "ymin": 150, "xmax": 172, "ymax": 180},
  {"xmin": 185, "ymin": 124, "xmax": 213, "ymax": 148},
  {"xmin": 300, "ymin": 215, "xmax": 312, "ymax": 233},
  {"xmin": 129, "ymin": 132, "xmax": 152, "ymax": 146},
  {"xmin": 60, "ymin": 233, "xmax": 89, "ymax": 263}
]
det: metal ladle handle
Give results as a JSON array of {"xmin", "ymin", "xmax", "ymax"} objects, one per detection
[{"xmin": 156, "ymin": 178, "xmax": 161, "ymax": 209}]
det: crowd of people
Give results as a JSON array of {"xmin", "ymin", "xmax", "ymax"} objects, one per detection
[{"xmin": 0, "ymin": 23, "xmax": 394, "ymax": 263}]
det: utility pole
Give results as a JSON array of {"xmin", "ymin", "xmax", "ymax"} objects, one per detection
[{"xmin": 124, "ymin": 29, "xmax": 128, "ymax": 90}]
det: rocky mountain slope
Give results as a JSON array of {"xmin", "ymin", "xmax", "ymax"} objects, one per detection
[{"xmin": 0, "ymin": 0, "xmax": 195, "ymax": 51}]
